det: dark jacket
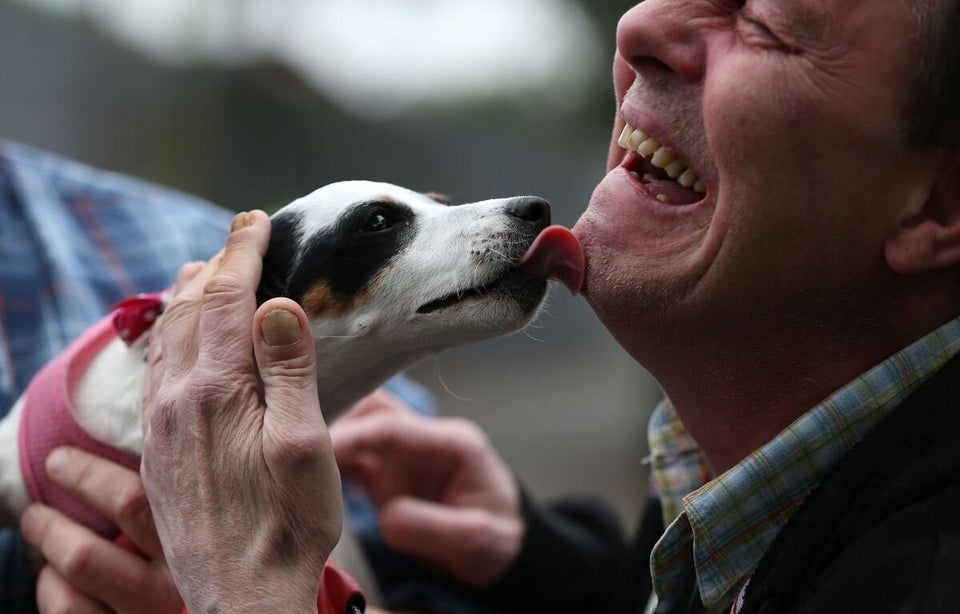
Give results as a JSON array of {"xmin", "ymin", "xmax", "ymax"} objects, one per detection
[{"xmin": 740, "ymin": 354, "xmax": 960, "ymax": 613}]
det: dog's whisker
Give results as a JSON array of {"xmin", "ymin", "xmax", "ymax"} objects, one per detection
[
  {"xmin": 488, "ymin": 248, "xmax": 511, "ymax": 263},
  {"xmin": 431, "ymin": 357, "xmax": 476, "ymax": 403},
  {"xmin": 520, "ymin": 327, "xmax": 547, "ymax": 343}
]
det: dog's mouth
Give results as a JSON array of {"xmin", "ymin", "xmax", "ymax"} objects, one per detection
[
  {"xmin": 416, "ymin": 271, "xmax": 535, "ymax": 315},
  {"xmin": 416, "ymin": 225, "xmax": 584, "ymax": 315}
]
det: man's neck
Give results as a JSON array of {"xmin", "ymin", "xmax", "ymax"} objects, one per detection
[{"xmin": 644, "ymin": 302, "xmax": 957, "ymax": 475}]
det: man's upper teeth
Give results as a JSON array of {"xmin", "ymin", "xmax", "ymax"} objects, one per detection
[{"xmin": 618, "ymin": 123, "xmax": 706, "ymax": 194}]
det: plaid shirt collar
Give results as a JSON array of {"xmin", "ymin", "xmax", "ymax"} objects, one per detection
[{"xmin": 648, "ymin": 316, "xmax": 960, "ymax": 612}]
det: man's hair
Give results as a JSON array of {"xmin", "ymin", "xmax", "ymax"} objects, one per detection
[{"xmin": 905, "ymin": 0, "xmax": 960, "ymax": 149}]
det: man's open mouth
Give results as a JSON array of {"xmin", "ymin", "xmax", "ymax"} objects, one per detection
[{"xmin": 619, "ymin": 122, "xmax": 706, "ymax": 206}]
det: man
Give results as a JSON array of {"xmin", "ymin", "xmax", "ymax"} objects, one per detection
[{"xmin": 23, "ymin": 0, "xmax": 960, "ymax": 612}]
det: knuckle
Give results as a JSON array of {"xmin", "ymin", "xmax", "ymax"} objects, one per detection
[
  {"xmin": 114, "ymin": 481, "xmax": 150, "ymax": 521},
  {"xmin": 445, "ymin": 418, "xmax": 489, "ymax": 450},
  {"xmin": 68, "ymin": 457, "xmax": 97, "ymax": 492},
  {"xmin": 456, "ymin": 511, "xmax": 498, "ymax": 559},
  {"xmin": 161, "ymin": 294, "xmax": 200, "ymax": 321},
  {"xmin": 259, "ymin": 359, "xmax": 316, "ymax": 389},
  {"xmin": 202, "ymin": 273, "xmax": 244, "ymax": 303},
  {"xmin": 121, "ymin": 568, "xmax": 162, "ymax": 605},
  {"xmin": 176, "ymin": 260, "xmax": 203, "ymax": 282},
  {"xmin": 59, "ymin": 541, "xmax": 95, "ymax": 579},
  {"xmin": 145, "ymin": 396, "xmax": 180, "ymax": 442},
  {"xmin": 269, "ymin": 430, "xmax": 330, "ymax": 468}
]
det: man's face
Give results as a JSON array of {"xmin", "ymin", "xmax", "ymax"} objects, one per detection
[{"xmin": 575, "ymin": 0, "xmax": 944, "ymax": 360}]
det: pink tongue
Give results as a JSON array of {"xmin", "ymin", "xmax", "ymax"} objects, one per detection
[{"xmin": 517, "ymin": 225, "xmax": 585, "ymax": 295}]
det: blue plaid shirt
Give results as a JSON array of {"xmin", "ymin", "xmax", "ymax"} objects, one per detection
[
  {"xmin": 0, "ymin": 140, "xmax": 234, "ymax": 612},
  {"xmin": 0, "ymin": 140, "xmax": 436, "ymax": 611}
]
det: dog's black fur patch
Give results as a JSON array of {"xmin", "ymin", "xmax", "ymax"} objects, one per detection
[
  {"xmin": 257, "ymin": 212, "xmax": 300, "ymax": 305},
  {"xmin": 257, "ymin": 200, "xmax": 416, "ymax": 307}
]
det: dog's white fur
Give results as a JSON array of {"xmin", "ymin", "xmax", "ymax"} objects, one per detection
[{"xmin": 0, "ymin": 181, "xmax": 551, "ymax": 529}]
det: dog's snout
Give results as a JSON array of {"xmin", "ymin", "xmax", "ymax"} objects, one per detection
[{"xmin": 506, "ymin": 197, "xmax": 551, "ymax": 226}]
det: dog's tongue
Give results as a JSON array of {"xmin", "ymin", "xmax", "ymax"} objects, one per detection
[{"xmin": 517, "ymin": 225, "xmax": 585, "ymax": 295}]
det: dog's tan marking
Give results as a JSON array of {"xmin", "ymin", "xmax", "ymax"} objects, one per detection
[{"xmin": 302, "ymin": 282, "xmax": 373, "ymax": 319}]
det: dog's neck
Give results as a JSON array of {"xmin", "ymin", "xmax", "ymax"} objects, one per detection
[{"xmin": 311, "ymin": 332, "xmax": 430, "ymax": 421}]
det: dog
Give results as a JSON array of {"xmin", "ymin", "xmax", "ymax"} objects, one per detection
[{"xmin": 0, "ymin": 180, "xmax": 584, "ymax": 535}]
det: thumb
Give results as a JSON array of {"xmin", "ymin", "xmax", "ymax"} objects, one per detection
[{"xmin": 253, "ymin": 299, "xmax": 322, "ymax": 431}]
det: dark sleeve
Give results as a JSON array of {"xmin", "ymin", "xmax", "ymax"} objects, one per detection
[
  {"xmin": 465, "ymin": 489, "xmax": 628, "ymax": 613},
  {"xmin": 611, "ymin": 495, "xmax": 663, "ymax": 612},
  {"xmin": 374, "ymin": 488, "xmax": 627, "ymax": 614}
]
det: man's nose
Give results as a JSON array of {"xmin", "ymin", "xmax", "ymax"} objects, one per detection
[{"xmin": 616, "ymin": 0, "xmax": 706, "ymax": 84}]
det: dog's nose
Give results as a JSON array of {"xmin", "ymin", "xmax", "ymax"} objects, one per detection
[{"xmin": 506, "ymin": 197, "xmax": 551, "ymax": 226}]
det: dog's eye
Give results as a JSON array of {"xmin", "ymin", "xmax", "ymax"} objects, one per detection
[{"xmin": 357, "ymin": 209, "xmax": 395, "ymax": 234}]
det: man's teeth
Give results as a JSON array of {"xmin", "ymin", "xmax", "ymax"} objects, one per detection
[{"xmin": 618, "ymin": 123, "xmax": 706, "ymax": 194}]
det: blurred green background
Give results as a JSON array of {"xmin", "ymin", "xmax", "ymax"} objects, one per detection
[{"xmin": 0, "ymin": 0, "xmax": 659, "ymax": 524}]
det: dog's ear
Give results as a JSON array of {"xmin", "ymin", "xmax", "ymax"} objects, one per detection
[
  {"xmin": 257, "ymin": 213, "xmax": 299, "ymax": 305},
  {"xmin": 426, "ymin": 191, "xmax": 451, "ymax": 205}
]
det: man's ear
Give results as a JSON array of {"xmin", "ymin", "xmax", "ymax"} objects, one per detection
[{"xmin": 886, "ymin": 157, "xmax": 960, "ymax": 275}]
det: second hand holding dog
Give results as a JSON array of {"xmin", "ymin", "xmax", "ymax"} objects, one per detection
[
  {"xmin": 141, "ymin": 211, "xmax": 342, "ymax": 613},
  {"xmin": 333, "ymin": 390, "xmax": 524, "ymax": 588}
]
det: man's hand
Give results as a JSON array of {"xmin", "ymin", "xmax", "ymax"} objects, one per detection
[
  {"xmin": 333, "ymin": 391, "xmax": 524, "ymax": 587},
  {"xmin": 20, "ymin": 447, "xmax": 181, "ymax": 614},
  {"xmin": 141, "ymin": 211, "xmax": 342, "ymax": 613}
]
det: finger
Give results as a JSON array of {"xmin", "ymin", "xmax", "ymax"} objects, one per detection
[
  {"xmin": 332, "ymin": 412, "xmax": 456, "ymax": 472},
  {"xmin": 35, "ymin": 566, "xmax": 112, "ymax": 614},
  {"xmin": 173, "ymin": 261, "xmax": 206, "ymax": 296},
  {"xmin": 332, "ymin": 414, "xmax": 466, "ymax": 504},
  {"xmin": 379, "ymin": 497, "xmax": 521, "ymax": 586},
  {"xmin": 195, "ymin": 210, "xmax": 271, "ymax": 373},
  {"xmin": 143, "ymin": 251, "xmax": 224, "ymax": 414},
  {"xmin": 21, "ymin": 504, "xmax": 168, "ymax": 613},
  {"xmin": 340, "ymin": 389, "xmax": 409, "ymax": 422},
  {"xmin": 150, "ymin": 250, "xmax": 223, "ymax": 386},
  {"xmin": 44, "ymin": 447, "xmax": 163, "ymax": 559},
  {"xmin": 253, "ymin": 300, "xmax": 329, "ymax": 461}
]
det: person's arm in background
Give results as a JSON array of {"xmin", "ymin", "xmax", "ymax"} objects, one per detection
[{"xmin": 332, "ymin": 395, "xmax": 626, "ymax": 614}]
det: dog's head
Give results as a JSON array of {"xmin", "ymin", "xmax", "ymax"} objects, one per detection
[{"xmin": 256, "ymin": 180, "xmax": 583, "ymax": 416}]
